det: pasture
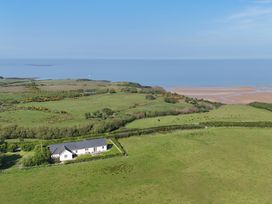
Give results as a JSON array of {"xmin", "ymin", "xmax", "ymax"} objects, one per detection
[
  {"xmin": 0, "ymin": 93, "xmax": 192, "ymax": 128},
  {"xmin": 1, "ymin": 128, "xmax": 272, "ymax": 203},
  {"xmin": 126, "ymin": 104, "xmax": 272, "ymax": 129}
]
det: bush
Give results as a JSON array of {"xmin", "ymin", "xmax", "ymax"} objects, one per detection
[
  {"xmin": 7, "ymin": 143, "xmax": 18, "ymax": 152},
  {"xmin": 145, "ymin": 94, "xmax": 156, "ymax": 100},
  {"xmin": 201, "ymin": 121, "xmax": 272, "ymax": 128},
  {"xmin": 120, "ymin": 87, "xmax": 138, "ymax": 93},
  {"xmin": 64, "ymin": 153, "xmax": 121, "ymax": 165},
  {"xmin": 85, "ymin": 108, "xmax": 115, "ymax": 120},
  {"xmin": 22, "ymin": 145, "xmax": 52, "ymax": 167},
  {"xmin": 249, "ymin": 102, "xmax": 272, "ymax": 112},
  {"xmin": 164, "ymin": 97, "xmax": 178, "ymax": 104},
  {"xmin": 0, "ymin": 141, "xmax": 7, "ymax": 153},
  {"xmin": 108, "ymin": 89, "xmax": 116, "ymax": 94},
  {"xmin": 20, "ymin": 143, "xmax": 36, "ymax": 152},
  {"xmin": 92, "ymin": 114, "xmax": 136, "ymax": 134},
  {"xmin": 112, "ymin": 124, "xmax": 205, "ymax": 139},
  {"xmin": 115, "ymin": 82, "xmax": 142, "ymax": 88},
  {"xmin": 138, "ymin": 86, "xmax": 166, "ymax": 94},
  {"xmin": 0, "ymin": 154, "xmax": 4, "ymax": 168}
]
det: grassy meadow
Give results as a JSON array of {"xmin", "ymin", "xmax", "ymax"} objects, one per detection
[
  {"xmin": 1, "ymin": 79, "xmax": 272, "ymax": 203},
  {"xmin": 0, "ymin": 79, "xmax": 194, "ymax": 128},
  {"xmin": 1, "ymin": 128, "xmax": 272, "ymax": 203},
  {"xmin": 0, "ymin": 93, "xmax": 192, "ymax": 128},
  {"xmin": 126, "ymin": 104, "xmax": 272, "ymax": 129}
]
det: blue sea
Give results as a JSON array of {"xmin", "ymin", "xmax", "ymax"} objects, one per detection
[{"xmin": 0, "ymin": 59, "xmax": 271, "ymax": 87}]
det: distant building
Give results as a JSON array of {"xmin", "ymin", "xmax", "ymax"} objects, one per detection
[{"xmin": 48, "ymin": 138, "xmax": 107, "ymax": 162}]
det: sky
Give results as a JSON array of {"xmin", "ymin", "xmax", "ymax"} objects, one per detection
[{"xmin": 1, "ymin": 0, "xmax": 272, "ymax": 59}]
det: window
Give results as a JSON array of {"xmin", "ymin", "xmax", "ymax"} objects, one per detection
[
  {"xmin": 64, "ymin": 155, "xmax": 67, "ymax": 158},
  {"xmin": 85, "ymin": 148, "xmax": 88, "ymax": 152}
]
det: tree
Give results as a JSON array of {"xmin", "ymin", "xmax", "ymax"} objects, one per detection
[{"xmin": 22, "ymin": 145, "xmax": 52, "ymax": 167}]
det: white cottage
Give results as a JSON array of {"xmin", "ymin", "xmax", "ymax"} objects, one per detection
[{"xmin": 48, "ymin": 138, "xmax": 107, "ymax": 162}]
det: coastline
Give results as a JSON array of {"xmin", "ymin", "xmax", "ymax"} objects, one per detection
[{"xmin": 170, "ymin": 86, "xmax": 272, "ymax": 104}]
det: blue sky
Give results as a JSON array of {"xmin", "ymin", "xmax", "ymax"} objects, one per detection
[{"xmin": 1, "ymin": 0, "xmax": 272, "ymax": 59}]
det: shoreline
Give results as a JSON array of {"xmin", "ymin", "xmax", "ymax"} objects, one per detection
[{"xmin": 170, "ymin": 86, "xmax": 272, "ymax": 104}]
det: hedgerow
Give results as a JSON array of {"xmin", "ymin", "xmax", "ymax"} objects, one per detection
[{"xmin": 201, "ymin": 121, "xmax": 272, "ymax": 128}]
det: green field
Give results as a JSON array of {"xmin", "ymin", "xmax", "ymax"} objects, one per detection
[
  {"xmin": 0, "ymin": 92, "xmax": 193, "ymax": 128},
  {"xmin": 1, "ymin": 128, "xmax": 272, "ymax": 203},
  {"xmin": 1, "ymin": 79, "xmax": 272, "ymax": 203},
  {"xmin": 126, "ymin": 104, "xmax": 272, "ymax": 129}
]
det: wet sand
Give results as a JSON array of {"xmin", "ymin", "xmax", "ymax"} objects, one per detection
[{"xmin": 171, "ymin": 87, "xmax": 272, "ymax": 104}]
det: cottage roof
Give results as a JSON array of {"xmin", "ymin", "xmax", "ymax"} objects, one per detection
[{"xmin": 48, "ymin": 138, "xmax": 107, "ymax": 155}]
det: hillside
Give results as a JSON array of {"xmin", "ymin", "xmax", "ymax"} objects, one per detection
[
  {"xmin": 0, "ymin": 78, "xmax": 217, "ymax": 139},
  {"xmin": 1, "ymin": 79, "xmax": 272, "ymax": 204},
  {"xmin": 1, "ymin": 128, "xmax": 272, "ymax": 203}
]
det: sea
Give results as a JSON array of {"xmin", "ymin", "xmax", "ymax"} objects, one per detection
[{"xmin": 0, "ymin": 59, "xmax": 272, "ymax": 88}]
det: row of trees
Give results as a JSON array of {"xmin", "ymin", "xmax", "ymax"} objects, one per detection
[{"xmin": 0, "ymin": 124, "xmax": 94, "ymax": 140}]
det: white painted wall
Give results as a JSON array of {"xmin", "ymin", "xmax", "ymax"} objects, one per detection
[
  {"xmin": 72, "ymin": 145, "xmax": 107, "ymax": 155},
  {"xmin": 59, "ymin": 150, "xmax": 73, "ymax": 161},
  {"xmin": 51, "ymin": 154, "xmax": 60, "ymax": 159},
  {"xmin": 51, "ymin": 145, "xmax": 108, "ymax": 161},
  {"xmin": 97, "ymin": 145, "xmax": 107, "ymax": 152}
]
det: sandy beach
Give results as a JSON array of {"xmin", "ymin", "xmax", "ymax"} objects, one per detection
[{"xmin": 171, "ymin": 87, "xmax": 272, "ymax": 104}]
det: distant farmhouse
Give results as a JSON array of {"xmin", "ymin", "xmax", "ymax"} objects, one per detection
[{"xmin": 48, "ymin": 138, "xmax": 107, "ymax": 162}]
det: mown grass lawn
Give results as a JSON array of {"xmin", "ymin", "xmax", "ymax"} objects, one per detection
[
  {"xmin": 1, "ymin": 128, "xmax": 272, "ymax": 203},
  {"xmin": 126, "ymin": 104, "xmax": 272, "ymax": 129}
]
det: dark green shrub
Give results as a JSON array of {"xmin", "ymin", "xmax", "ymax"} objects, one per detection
[
  {"xmin": 201, "ymin": 121, "xmax": 272, "ymax": 128},
  {"xmin": 115, "ymin": 82, "xmax": 142, "ymax": 88},
  {"xmin": 164, "ymin": 97, "xmax": 178, "ymax": 104},
  {"xmin": 145, "ymin": 94, "xmax": 156, "ymax": 100},
  {"xmin": 120, "ymin": 87, "xmax": 138, "ymax": 93},
  {"xmin": 108, "ymin": 89, "xmax": 116, "ymax": 94},
  {"xmin": 138, "ymin": 86, "xmax": 166, "ymax": 94},
  {"xmin": 7, "ymin": 143, "xmax": 18, "ymax": 152},
  {"xmin": 85, "ymin": 108, "xmax": 115, "ymax": 120},
  {"xmin": 64, "ymin": 153, "xmax": 122, "ymax": 165},
  {"xmin": 0, "ymin": 154, "xmax": 4, "ymax": 168},
  {"xmin": 112, "ymin": 124, "xmax": 205, "ymax": 139},
  {"xmin": 249, "ymin": 102, "xmax": 272, "ymax": 112},
  {"xmin": 0, "ymin": 141, "xmax": 7, "ymax": 153},
  {"xmin": 22, "ymin": 145, "xmax": 52, "ymax": 167},
  {"xmin": 20, "ymin": 143, "xmax": 36, "ymax": 152}
]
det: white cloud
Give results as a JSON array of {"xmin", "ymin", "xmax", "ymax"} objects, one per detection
[
  {"xmin": 254, "ymin": 0, "xmax": 272, "ymax": 4},
  {"xmin": 189, "ymin": 2, "xmax": 272, "ymax": 58},
  {"xmin": 228, "ymin": 7, "xmax": 272, "ymax": 21}
]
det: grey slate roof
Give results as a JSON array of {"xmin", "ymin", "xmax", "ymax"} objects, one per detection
[{"xmin": 48, "ymin": 138, "xmax": 107, "ymax": 155}]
